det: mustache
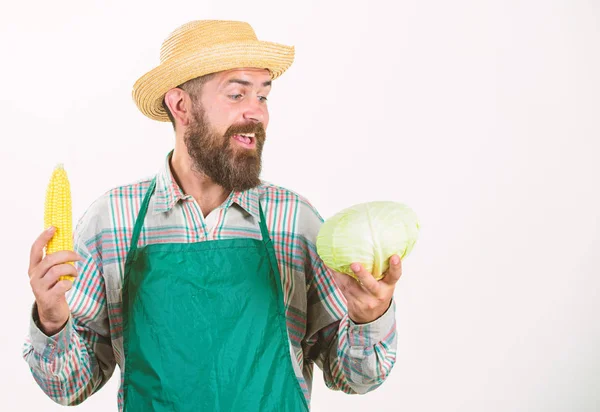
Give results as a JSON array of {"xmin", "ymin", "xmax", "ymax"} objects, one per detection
[{"xmin": 224, "ymin": 122, "xmax": 266, "ymax": 142}]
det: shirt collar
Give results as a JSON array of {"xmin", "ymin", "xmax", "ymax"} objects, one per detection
[
  {"xmin": 152, "ymin": 150, "xmax": 261, "ymax": 221},
  {"xmin": 227, "ymin": 186, "xmax": 261, "ymax": 221},
  {"xmin": 152, "ymin": 150, "xmax": 187, "ymax": 214}
]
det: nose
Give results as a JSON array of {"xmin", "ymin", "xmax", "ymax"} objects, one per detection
[{"xmin": 242, "ymin": 98, "xmax": 268, "ymax": 125}]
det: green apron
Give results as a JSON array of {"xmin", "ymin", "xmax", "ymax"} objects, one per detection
[{"xmin": 122, "ymin": 177, "xmax": 308, "ymax": 411}]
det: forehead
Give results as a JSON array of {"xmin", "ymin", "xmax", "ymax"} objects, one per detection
[{"xmin": 214, "ymin": 68, "xmax": 272, "ymax": 85}]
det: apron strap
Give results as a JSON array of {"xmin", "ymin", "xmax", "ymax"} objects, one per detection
[
  {"xmin": 258, "ymin": 202, "xmax": 271, "ymax": 244},
  {"xmin": 128, "ymin": 177, "xmax": 157, "ymax": 254}
]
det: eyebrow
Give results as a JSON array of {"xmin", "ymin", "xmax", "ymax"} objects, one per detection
[{"xmin": 227, "ymin": 79, "xmax": 272, "ymax": 88}]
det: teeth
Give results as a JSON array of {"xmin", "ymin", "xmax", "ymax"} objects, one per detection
[{"xmin": 240, "ymin": 133, "xmax": 255, "ymax": 138}]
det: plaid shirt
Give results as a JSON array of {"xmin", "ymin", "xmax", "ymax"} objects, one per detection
[{"xmin": 23, "ymin": 151, "xmax": 397, "ymax": 410}]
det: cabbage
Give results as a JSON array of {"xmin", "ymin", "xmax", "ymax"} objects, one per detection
[{"xmin": 316, "ymin": 201, "xmax": 420, "ymax": 280}]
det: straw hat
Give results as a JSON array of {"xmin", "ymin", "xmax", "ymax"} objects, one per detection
[{"xmin": 132, "ymin": 20, "xmax": 295, "ymax": 122}]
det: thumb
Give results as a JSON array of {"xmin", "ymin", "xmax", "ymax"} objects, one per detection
[{"xmin": 29, "ymin": 227, "xmax": 56, "ymax": 273}]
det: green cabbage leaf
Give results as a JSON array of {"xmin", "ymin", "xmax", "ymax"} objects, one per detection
[{"xmin": 316, "ymin": 201, "xmax": 420, "ymax": 280}]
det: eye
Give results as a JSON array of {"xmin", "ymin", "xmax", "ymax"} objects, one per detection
[
  {"xmin": 229, "ymin": 94, "xmax": 243, "ymax": 100},
  {"xmin": 258, "ymin": 96, "xmax": 268, "ymax": 102}
]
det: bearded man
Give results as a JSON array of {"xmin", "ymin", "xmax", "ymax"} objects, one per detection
[{"xmin": 24, "ymin": 20, "xmax": 401, "ymax": 411}]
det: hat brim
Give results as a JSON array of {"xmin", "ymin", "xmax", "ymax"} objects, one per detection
[{"xmin": 132, "ymin": 40, "xmax": 295, "ymax": 122}]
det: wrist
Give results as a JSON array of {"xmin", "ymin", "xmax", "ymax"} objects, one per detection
[
  {"xmin": 40, "ymin": 319, "xmax": 68, "ymax": 336},
  {"xmin": 349, "ymin": 299, "xmax": 392, "ymax": 325},
  {"xmin": 36, "ymin": 309, "xmax": 69, "ymax": 337}
]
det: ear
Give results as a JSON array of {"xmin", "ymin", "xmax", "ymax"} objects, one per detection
[{"xmin": 164, "ymin": 88, "xmax": 193, "ymax": 127}]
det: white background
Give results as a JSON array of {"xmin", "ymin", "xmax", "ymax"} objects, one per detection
[{"xmin": 1, "ymin": 0, "xmax": 599, "ymax": 411}]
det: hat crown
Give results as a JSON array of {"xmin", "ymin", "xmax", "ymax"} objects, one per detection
[
  {"xmin": 160, "ymin": 20, "xmax": 259, "ymax": 63},
  {"xmin": 133, "ymin": 19, "xmax": 294, "ymax": 121}
]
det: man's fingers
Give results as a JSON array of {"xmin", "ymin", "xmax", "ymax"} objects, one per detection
[
  {"xmin": 28, "ymin": 227, "xmax": 56, "ymax": 275},
  {"xmin": 350, "ymin": 263, "xmax": 380, "ymax": 294},
  {"xmin": 31, "ymin": 251, "xmax": 83, "ymax": 281},
  {"xmin": 331, "ymin": 269, "xmax": 366, "ymax": 298},
  {"xmin": 381, "ymin": 255, "xmax": 403, "ymax": 286},
  {"xmin": 40, "ymin": 263, "xmax": 78, "ymax": 290},
  {"xmin": 51, "ymin": 279, "xmax": 75, "ymax": 295},
  {"xmin": 331, "ymin": 269, "xmax": 352, "ymax": 291}
]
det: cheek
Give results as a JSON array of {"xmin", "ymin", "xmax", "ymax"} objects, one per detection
[
  {"xmin": 205, "ymin": 107, "xmax": 231, "ymax": 135},
  {"xmin": 219, "ymin": 105, "xmax": 245, "ymax": 129}
]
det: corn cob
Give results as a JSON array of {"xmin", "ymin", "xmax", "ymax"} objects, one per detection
[{"xmin": 44, "ymin": 164, "xmax": 75, "ymax": 282}]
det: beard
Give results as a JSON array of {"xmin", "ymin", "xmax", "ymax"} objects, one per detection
[{"xmin": 183, "ymin": 104, "xmax": 266, "ymax": 192}]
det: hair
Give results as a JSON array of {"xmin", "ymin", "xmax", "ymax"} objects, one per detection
[{"xmin": 162, "ymin": 73, "xmax": 217, "ymax": 130}]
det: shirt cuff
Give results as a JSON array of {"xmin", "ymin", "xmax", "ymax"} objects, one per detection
[
  {"xmin": 347, "ymin": 298, "xmax": 396, "ymax": 347},
  {"xmin": 29, "ymin": 302, "xmax": 73, "ymax": 361}
]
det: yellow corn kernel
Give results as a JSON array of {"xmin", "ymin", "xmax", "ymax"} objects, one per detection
[{"xmin": 44, "ymin": 164, "xmax": 74, "ymax": 282}]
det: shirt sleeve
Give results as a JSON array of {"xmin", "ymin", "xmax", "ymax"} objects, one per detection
[
  {"xmin": 22, "ymin": 211, "xmax": 116, "ymax": 406},
  {"xmin": 300, "ymin": 202, "xmax": 398, "ymax": 394}
]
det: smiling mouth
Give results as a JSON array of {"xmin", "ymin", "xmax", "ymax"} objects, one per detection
[{"xmin": 231, "ymin": 133, "xmax": 256, "ymax": 148}]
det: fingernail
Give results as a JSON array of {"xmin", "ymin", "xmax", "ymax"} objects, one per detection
[
  {"xmin": 351, "ymin": 263, "xmax": 361, "ymax": 272},
  {"xmin": 46, "ymin": 226, "xmax": 55, "ymax": 232},
  {"xmin": 391, "ymin": 255, "xmax": 400, "ymax": 265}
]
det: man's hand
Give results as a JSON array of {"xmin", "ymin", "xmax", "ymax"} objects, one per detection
[
  {"xmin": 28, "ymin": 227, "xmax": 82, "ymax": 336},
  {"xmin": 331, "ymin": 255, "xmax": 402, "ymax": 324}
]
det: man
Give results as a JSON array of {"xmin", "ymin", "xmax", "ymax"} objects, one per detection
[{"xmin": 24, "ymin": 20, "xmax": 400, "ymax": 411}]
